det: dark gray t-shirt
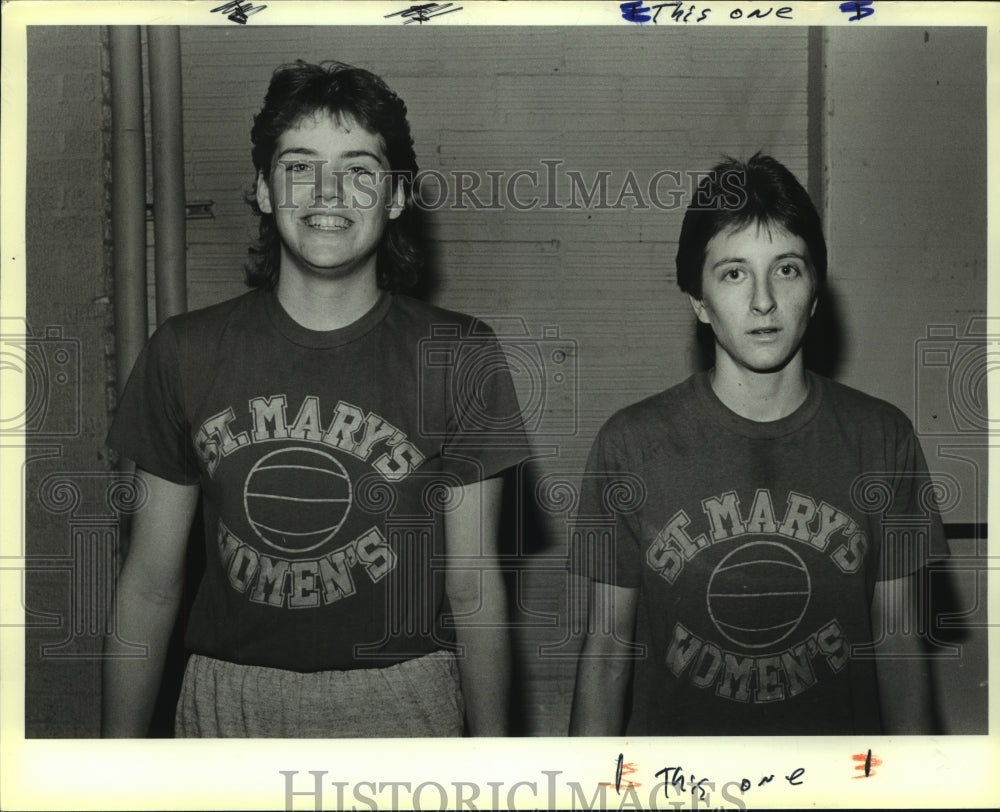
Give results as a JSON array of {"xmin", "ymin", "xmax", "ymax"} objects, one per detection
[
  {"xmin": 109, "ymin": 289, "xmax": 530, "ymax": 672},
  {"xmin": 574, "ymin": 371, "xmax": 946, "ymax": 735}
]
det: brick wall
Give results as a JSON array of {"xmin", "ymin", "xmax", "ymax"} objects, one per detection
[{"xmin": 24, "ymin": 26, "xmax": 114, "ymax": 737}]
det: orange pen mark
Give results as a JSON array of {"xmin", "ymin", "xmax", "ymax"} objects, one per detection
[
  {"xmin": 599, "ymin": 753, "xmax": 642, "ymax": 790},
  {"xmin": 851, "ymin": 749, "xmax": 882, "ymax": 778}
]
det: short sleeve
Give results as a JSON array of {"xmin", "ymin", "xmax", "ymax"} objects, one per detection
[
  {"xmin": 106, "ymin": 320, "xmax": 201, "ymax": 485},
  {"xmin": 570, "ymin": 419, "xmax": 644, "ymax": 587},
  {"xmin": 875, "ymin": 419, "xmax": 949, "ymax": 581},
  {"xmin": 439, "ymin": 321, "xmax": 532, "ymax": 484}
]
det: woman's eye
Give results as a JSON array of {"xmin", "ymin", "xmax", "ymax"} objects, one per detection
[
  {"xmin": 776, "ymin": 263, "xmax": 801, "ymax": 277},
  {"xmin": 348, "ymin": 166, "xmax": 375, "ymax": 176}
]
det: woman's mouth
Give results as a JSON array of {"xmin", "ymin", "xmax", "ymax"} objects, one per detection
[{"xmin": 303, "ymin": 215, "xmax": 351, "ymax": 231}]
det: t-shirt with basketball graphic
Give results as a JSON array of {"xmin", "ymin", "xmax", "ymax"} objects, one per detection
[
  {"xmin": 573, "ymin": 371, "xmax": 947, "ymax": 735},
  {"xmin": 108, "ymin": 289, "xmax": 530, "ymax": 673},
  {"xmin": 244, "ymin": 446, "xmax": 353, "ymax": 555}
]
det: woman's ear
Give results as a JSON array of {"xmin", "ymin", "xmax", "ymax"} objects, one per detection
[
  {"xmin": 256, "ymin": 171, "xmax": 273, "ymax": 214},
  {"xmin": 689, "ymin": 294, "xmax": 710, "ymax": 325},
  {"xmin": 388, "ymin": 180, "xmax": 405, "ymax": 221}
]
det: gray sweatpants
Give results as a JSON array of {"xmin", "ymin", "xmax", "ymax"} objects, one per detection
[{"xmin": 175, "ymin": 650, "xmax": 465, "ymax": 738}]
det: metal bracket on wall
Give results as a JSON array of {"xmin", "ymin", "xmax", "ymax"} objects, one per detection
[{"xmin": 145, "ymin": 201, "xmax": 215, "ymax": 220}]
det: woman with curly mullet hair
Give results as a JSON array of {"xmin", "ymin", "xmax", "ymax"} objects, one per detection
[
  {"xmin": 245, "ymin": 60, "xmax": 423, "ymax": 293},
  {"xmin": 104, "ymin": 60, "xmax": 529, "ymax": 739}
]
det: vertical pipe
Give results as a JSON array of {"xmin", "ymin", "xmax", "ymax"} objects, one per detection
[
  {"xmin": 108, "ymin": 26, "xmax": 148, "ymax": 396},
  {"xmin": 147, "ymin": 26, "xmax": 188, "ymax": 324},
  {"xmin": 806, "ymin": 26, "xmax": 827, "ymax": 220},
  {"xmin": 805, "ymin": 26, "xmax": 836, "ymax": 378}
]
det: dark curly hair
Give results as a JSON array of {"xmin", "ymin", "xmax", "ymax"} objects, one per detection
[
  {"xmin": 245, "ymin": 60, "xmax": 422, "ymax": 291},
  {"xmin": 676, "ymin": 152, "xmax": 827, "ymax": 299}
]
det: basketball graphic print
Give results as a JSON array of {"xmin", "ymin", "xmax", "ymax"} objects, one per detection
[
  {"xmin": 243, "ymin": 446, "xmax": 353, "ymax": 554},
  {"xmin": 707, "ymin": 541, "xmax": 811, "ymax": 649}
]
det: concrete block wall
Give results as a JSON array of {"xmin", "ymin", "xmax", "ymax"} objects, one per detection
[
  {"xmin": 24, "ymin": 26, "xmax": 115, "ymax": 738},
  {"xmin": 169, "ymin": 25, "xmax": 812, "ymax": 733}
]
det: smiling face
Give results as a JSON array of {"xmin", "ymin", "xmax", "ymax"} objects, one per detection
[
  {"xmin": 255, "ymin": 111, "xmax": 403, "ymax": 287},
  {"xmin": 690, "ymin": 222, "xmax": 818, "ymax": 378}
]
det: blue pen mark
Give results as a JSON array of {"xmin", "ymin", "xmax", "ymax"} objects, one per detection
[
  {"xmin": 620, "ymin": 1, "xmax": 654, "ymax": 23},
  {"xmin": 839, "ymin": 1, "xmax": 875, "ymax": 21}
]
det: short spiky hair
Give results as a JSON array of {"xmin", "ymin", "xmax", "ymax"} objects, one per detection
[
  {"xmin": 676, "ymin": 153, "xmax": 827, "ymax": 299},
  {"xmin": 245, "ymin": 60, "xmax": 422, "ymax": 291}
]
